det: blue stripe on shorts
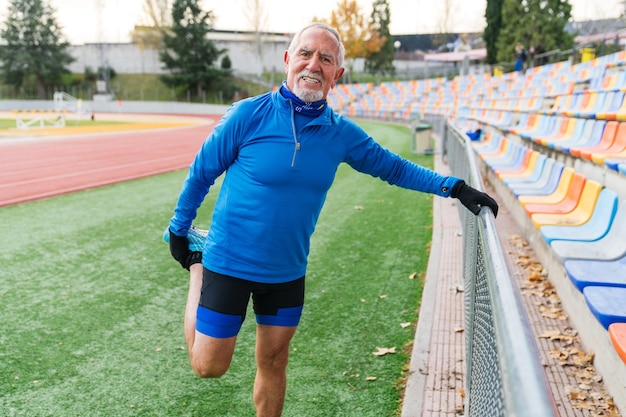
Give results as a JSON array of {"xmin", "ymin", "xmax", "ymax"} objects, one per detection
[
  {"xmin": 256, "ymin": 306, "xmax": 303, "ymax": 327},
  {"xmin": 196, "ymin": 305, "xmax": 243, "ymax": 338}
]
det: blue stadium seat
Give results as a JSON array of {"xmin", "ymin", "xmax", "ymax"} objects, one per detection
[
  {"xmin": 549, "ymin": 200, "xmax": 626, "ymax": 261},
  {"xmin": 583, "ymin": 286, "xmax": 626, "ymax": 329},
  {"xmin": 604, "ymin": 157, "xmax": 626, "ymax": 171},
  {"xmin": 565, "ymin": 254, "xmax": 626, "ymax": 291},
  {"xmin": 510, "ymin": 161, "xmax": 565, "ymax": 197}
]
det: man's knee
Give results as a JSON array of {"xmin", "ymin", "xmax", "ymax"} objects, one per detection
[
  {"xmin": 189, "ymin": 332, "xmax": 237, "ymax": 378},
  {"xmin": 256, "ymin": 344, "xmax": 291, "ymax": 371},
  {"xmin": 190, "ymin": 357, "xmax": 230, "ymax": 378}
]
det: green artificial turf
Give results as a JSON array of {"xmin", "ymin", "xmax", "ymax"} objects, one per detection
[{"xmin": 0, "ymin": 121, "xmax": 435, "ymax": 416}]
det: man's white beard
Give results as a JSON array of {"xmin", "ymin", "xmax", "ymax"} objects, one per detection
[{"xmin": 292, "ymin": 85, "xmax": 324, "ymax": 102}]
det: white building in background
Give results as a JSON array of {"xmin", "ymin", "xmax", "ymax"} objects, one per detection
[{"xmin": 67, "ymin": 30, "xmax": 292, "ymax": 76}]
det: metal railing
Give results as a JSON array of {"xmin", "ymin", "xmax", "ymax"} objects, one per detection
[{"xmin": 442, "ymin": 119, "xmax": 559, "ymax": 417}]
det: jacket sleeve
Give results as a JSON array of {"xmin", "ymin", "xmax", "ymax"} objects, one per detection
[
  {"xmin": 341, "ymin": 120, "xmax": 461, "ymax": 197},
  {"xmin": 169, "ymin": 104, "xmax": 244, "ymax": 235}
]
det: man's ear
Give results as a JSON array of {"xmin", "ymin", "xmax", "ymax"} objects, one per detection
[
  {"xmin": 283, "ymin": 50, "xmax": 290, "ymax": 73},
  {"xmin": 332, "ymin": 67, "xmax": 345, "ymax": 88}
]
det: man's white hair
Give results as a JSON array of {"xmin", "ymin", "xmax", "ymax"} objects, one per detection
[{"xmin": 287, "ymin": 22, "xmax": 345, "ymax": 68}]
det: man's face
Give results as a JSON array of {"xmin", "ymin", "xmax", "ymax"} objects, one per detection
[{"xmin": 284, "ymin": 27, "xmax": 345, "ymax": 102}]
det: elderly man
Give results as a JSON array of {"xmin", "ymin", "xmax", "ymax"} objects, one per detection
[{"xmin": 166, "ymin": 22, "xmax": 497, "ymax": 417}]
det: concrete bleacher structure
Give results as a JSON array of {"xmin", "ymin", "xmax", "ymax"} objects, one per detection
[
  {"xmin": 456, "ymin": 52, "xmax": 626, "ymax": 412},
  {"xmin": 327, "ymin": 49, "xmax": 626, "ymax": 414}
]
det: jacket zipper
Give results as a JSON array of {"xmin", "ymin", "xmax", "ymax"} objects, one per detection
[{"xmin": 289, "ymin": 101, "xmax": 300, "ymax": 167}]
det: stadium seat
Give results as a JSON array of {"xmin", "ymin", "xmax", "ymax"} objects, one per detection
[
  {"xmin": 518, "ymin": 169, "xmax": 581, "ymax": 208},
  {"xmin": 597, "ymin": 90, "xmax": 626, "ymax": 120},
  {"xmin": 552, "ymin": 119, "xmax": 605, "ymax": 152},
  {"xmin": 589, "ymin": 121, "xmax": 626, "ymax": 164},
  {"xmin": 511, "ymin": 162, "xmax": 566, "ymax": 197},
  {"xmin": 475, "ymin": 136, "xmax": 510, "ymax": 159},
  {"xmin": 583, "ymin": 286, "xmax": 626, "ymax": 329},
  {"xmin": 519, "ymin": 115, "xmax": 556, "ymax": 141},
  {"xmin": 542, "ymin": 117, "xmax": 587, "ymax": 148},
  {"xmin": 494, "ymin": 149, "xmax": 536, "ymax": 178},
  {"xmin": 565, "ymin": 254, "xmax": 626, "ymax": 291},
  {"xmin": 569, "ymin": 120, "xmax": 618, "ymax": 158},
  {"xmin": 550, "ymin": 200, "xmax": 626, "ymax": 261},
  {"xmin": 573, "ymin": 90, "xmax": 601, "ymax": 118},
  {"xmin": 563, "ymin": 92, "xmax": 585, "ymax": 116},
  {"xmin": 502, "ymin": 153, "xmax": 547, "ymax": 183},
  {"xmin": 604, "ymin": 157, "xmax": 626, "ymax": 171},
  {"xmin": 544, "ymin": 94, "xmax": 568, "ymax": 116},
  {"xmin": 534, "ymin": 117, "xmax": 580, "ymax": 146},
  {"xmin": 595, "ymin": 91, "xmax": 625, "ymax": 120},
  {"xmin": 507, "ymin": 113, "xmax": 539, "ymax": 136},
  {"xmin": 571, "ymin": 91, "xmax": 598, "ymax": 118},
  {"xmin": 540, "ymin": 188, "xmax": 619, "ymax": 243},
  {"xmin": 530, "ymin": 180, "xmax": 602, "ymax": 227},
  {"xmin": 609, "ymin": 323, "xmax": 626, "ymax": 365},
  {"xmin": 483, "ymin": 142, "xmax": 526, "ymax": 169}
]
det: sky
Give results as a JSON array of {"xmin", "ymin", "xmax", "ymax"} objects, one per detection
[{"xmin": 0, "ymin": 0, "xmax": 622, "ymax": 45}]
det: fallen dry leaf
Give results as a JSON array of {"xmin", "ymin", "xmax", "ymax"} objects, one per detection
[
  {"xmin": 572, "ymin": 400, "xmax": 595, "ymax": 411},
  {"xmin": 508, "ymin": 233, "xmax": 620, "ymax": 417},
  {"xmin": 539, "ymin": 330, "xmax": 565, "ymax": 340},
  {"xmin": 539, "ymin": 305, "xmax": 568, "ymax": 320},
  {"xmin": 571, "ymin": 349, "xmax": 594, "ymax": 367},
  {"xmin": 372, "ymin": 347, "xmax": 396, "ymax": 356},
  {"xmin": 566, "ymin": 386, "xmax": 586, "ymax": 400},
  {"xmin": 408, "ymin": 272, "xmax": 417, "ymax": 280}
]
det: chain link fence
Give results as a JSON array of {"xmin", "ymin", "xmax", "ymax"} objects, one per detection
[{"xmin": 441, "ymin": 119, "xmax": 559, "ymax": 417}]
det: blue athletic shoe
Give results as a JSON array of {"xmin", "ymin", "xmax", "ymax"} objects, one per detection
[{"xmin": 163, "ymin": 225, "xmax": 208, "ymax": 252}]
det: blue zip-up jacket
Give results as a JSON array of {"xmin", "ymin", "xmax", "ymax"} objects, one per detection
[{"xmin": 170, "ymin": 88, "xmax": 461, "ymax": 283}]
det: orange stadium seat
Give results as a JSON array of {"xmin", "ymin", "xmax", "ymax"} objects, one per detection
[
  {"xmin": 530, "ymin": 180, "xmax": 602, "ymax": 227},
  {"xmin": 569, "ymin": 120, "xmax": 618, "ymax": 158},
  {"xmin": 522, "ymin": 173, "xmax": 586, "ymax": 216},
  {"xmin": 609, "ymin": 323, "xmax": 626, "ymax": 365},
  {"xmin": 588, "ymin": 122, "xmax": 626, "ymax": 164}
]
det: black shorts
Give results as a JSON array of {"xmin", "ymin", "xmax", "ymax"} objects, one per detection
[{"xmin": 196, "ymin": 268, "xmax": 305, "ymax": 338}]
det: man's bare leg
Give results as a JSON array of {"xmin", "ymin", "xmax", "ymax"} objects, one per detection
[
  {"xmin": 253, "ymin": 324, "xmax": 298, "ymax": 417},
  {"xmin": 184, "ymin": 263, "xmax": 237, "ymax": 378},
  {"xmin": 184, "ymin": 263, "xmax": 204, "ymax": 350}
]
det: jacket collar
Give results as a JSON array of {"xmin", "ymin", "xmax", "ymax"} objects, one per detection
[{"xmin": 271, "ymin": 88, "xmax": 335, "ymax": 127}]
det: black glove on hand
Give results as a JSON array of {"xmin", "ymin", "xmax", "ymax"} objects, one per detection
[
  {"xmin": 451, "ymin": 180, "xmax": 499, "ymax": 218},
  {"xmin": 169, "ymin": 228, "xmax": 202, "ymax": 270}
]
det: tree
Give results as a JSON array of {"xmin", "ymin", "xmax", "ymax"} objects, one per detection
[
  {"xmin": 316, "ymin": 0, "xmax": 385, "ymax": 81},
  {"xmin": 244, "ymin": 0, "xmax": 268, "ymax": 74},
  {"xmin": 437, "ymin": 0, "xmax": 459, "ymax": 34},
  {"xmin": 364, "ymin": 0, "xmax": 394, "ymax": 75},
  {"xmin": 131, "ymin": 0, "xmax": 171, "ymax": 51},
  {"xmin": 0, "ymin": 0, "xmax": 74, "ymax": 98},
  {"xmin": 159, "ymin": 0, "xmax": 230, "ymax": 99},
  {"xmin": 483, "ymin": 0, "xmax": 504, "ymax": 65},
  {"xmin": 496, "ymin": 0, "xmax": 574, "ymax": 65}
]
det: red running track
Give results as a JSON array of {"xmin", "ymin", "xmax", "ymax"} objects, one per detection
[{"xmin": 0, "ymin": 119, "xmax": 219, "ymax": 207}]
